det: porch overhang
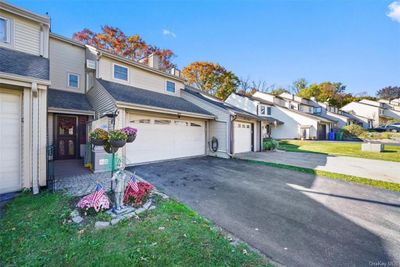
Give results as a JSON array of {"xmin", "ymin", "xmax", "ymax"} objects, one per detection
[{"xmin": 48, "ymin": 107, "xmax": 95, "ymax": 116}]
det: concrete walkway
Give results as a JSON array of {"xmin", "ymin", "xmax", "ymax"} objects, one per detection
[{"xmin": 236, "ymin": 151, "xmax": 400, "ymax": 183}]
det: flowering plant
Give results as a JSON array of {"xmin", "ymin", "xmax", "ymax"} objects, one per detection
[
  {"xmin": 124, "ymin": 181, "xmax": 154, "ymax": 205},
  {"xmin": 121, "ymin": 127, "xmax": 138, "ymax": 136},
  {"xmin": 89, "ymin": 128, "xmax": 108, "ymax": 141},
  {"xmin": 108, "ymin": 130, "xmax": 128, "ymax": 141}
]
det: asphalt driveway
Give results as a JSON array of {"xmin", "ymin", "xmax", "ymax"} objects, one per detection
[{"xmin": 132, "ymin": 157, "xmax": 400, "ymax": 267}]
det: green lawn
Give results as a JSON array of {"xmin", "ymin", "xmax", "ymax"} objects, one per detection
[
  {"xmin": 278, "ymin": 140, "xmax": 400, "ymax": 162},
  {"xmin": 0, "ymin": 192, "xmax": 270, "ymax": 267}
]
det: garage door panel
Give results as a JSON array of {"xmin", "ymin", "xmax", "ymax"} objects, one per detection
[
  {"xmin": 125, "ymin": 114, "xmax": 205, "ymax": 165},
  {"xmin": 0, "ymin": 91, "xmax": 21, "ymax": 194},
  {"xmin": 233, "ymin": 121, "xmax": 252, "ymax": 154}
]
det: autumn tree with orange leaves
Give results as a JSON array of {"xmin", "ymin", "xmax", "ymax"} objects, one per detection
[
  {"xmin": 182, "ymin": 62, "xmax": 239, "ymax": 100},
  {"xmin": 73, "ymin": 26, "xmax": 176, "ymax": 70}
]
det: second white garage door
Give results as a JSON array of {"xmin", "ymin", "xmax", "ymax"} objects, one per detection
[
  {"xmin": 125, "ymin": 114, "xmax": 206, "ymax": 165},
  {"xmin": 0, "ymin": 91, "xmax": 21, "ymax": 194},
  {"xmin": 233, "ymin": 121, "xmax": 252, "ymax": 154}
]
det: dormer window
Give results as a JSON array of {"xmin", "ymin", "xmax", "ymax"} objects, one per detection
[
  {"xmin": 68, "ymin": 73, "xmax": 79, "ymax": 88},
  {"xmin": 113, "ymin": 64, "xmax": 128, "ymax": 81},
  {"xmin": 0, "ymin": 16, "xmax": 10, "ymax": 43},
  {"xmin": 260, "ymin": 105, "xmax": 271, "ymax": 116},
  {"xmin": 166, "ymin": 81, "xmax": 176, "ymax": 93}
]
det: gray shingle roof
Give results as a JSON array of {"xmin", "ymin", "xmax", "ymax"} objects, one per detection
[
  {"xmin": 97, "ymin": 79, "xmax": 213, "ymax": 116},
  {"xmin": 48, "ymin": 89, "xmax": 94, "ymax": 112},
  {"xmin": 0, "ymin": 47, "xmax": 49, "ymax": 80}
]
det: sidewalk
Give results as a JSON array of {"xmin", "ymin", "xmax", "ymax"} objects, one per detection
[{"xmin": 236, "ymin": 151, "xmax": 400, "ymax": 183}]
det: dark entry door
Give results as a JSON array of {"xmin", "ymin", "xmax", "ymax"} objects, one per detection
[
  {"xmin": 56, "ymin": 116, "xmax": 77, "ymax": 160},
  {"xmin": 318, "ymin": 124, "xmax": 327, "ymax": 140}
]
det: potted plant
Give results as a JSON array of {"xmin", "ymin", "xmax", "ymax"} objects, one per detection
[
  {"xmin": 103, "ymin": 141, "xmax": 119, "ymax": 154},
  {"xmin": 108, "ymin": 130, "xmax": 127, "ymax": 148},
  {"xmin": 89, "ymin": 128, "xmax": 108, "ymax": 146},
  {"xmin": 121, "ymin": 127, "xmax": 138, "ymax": 143}
]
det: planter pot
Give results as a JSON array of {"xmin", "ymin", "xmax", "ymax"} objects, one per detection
[
  {"xmin": 104, "ymin": 145, "xmax": 119, "ymax": 154},
  {"xmin": 110, "ymin": 139, "xmax": 126, "ymax": 148},
  {"xmin": 126, "ymin": 133, "xmax": 137, "ymax": 143},
  {"xmin": 91, "ymin": 138, "xmax": 105, "ymax": 146}
]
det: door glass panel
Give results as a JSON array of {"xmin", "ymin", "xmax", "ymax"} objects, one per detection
[
  {"xmin": 68, "ymin": 140, "xmax": 75, "ymax": 156},
  {"xmin": 58, "ymin": 140, "xmax": 65, "ymax": 156}
]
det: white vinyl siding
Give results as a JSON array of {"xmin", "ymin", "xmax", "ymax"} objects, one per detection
[
  {"xmin": 0, "ymin": 91, "xmax": 21, "ymax": 194},
  {"xmin": 125, "ymin": 113, "xmax": 206, "ymax": 164},
  {"xmin": 49, "ymin": 37, "xmax": 86, "ymax": 93},
  {"xmin": 14, "ymin": 20, "xmax": 40, "ymax": 55}
]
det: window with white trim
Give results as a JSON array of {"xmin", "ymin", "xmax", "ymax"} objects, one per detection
[
  {"xmin": 166, "ymin": 81, "xmax": 176, "ymax": 93},
  {"xmin": 0, "ymin": 17, "xmax": 10, "ymax": 43},
  {"xmin": 68, "ymin": 73, "xmax": 79, "ymax": 88},
  {"xmin": 113, "ymin": 64, "xmax": 128, "ymax": 81}
]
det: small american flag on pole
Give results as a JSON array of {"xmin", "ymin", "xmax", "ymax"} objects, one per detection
[
  {"xmin": 77, "ymin": 183, "xmax": 110, "ymax": 212},
  {"xmin": 127, "ymin": 174, "xmax": 139, "ymax": 192}
]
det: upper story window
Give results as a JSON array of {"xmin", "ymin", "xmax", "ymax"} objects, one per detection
[
  {"xmin": 0, "ymin": 16, "xmax": 10, "ymax": 43},
  {"xmin": 68, "ymin": 73, "xmax": 79, "ymax": 88},
  {"xmin": 313, "ymin": 107, "xmax": 322, "ymax": 114},
  {"xmin": 113, "ymin": 64, "xmax": 128, "ymax": 81},
  {"xmin": 260, "ymin": 105, "xmax": 272, "ymax": 116},
  {"xmin": 166, "ymin": 81, "xmax": 176, "ymax": 93}
]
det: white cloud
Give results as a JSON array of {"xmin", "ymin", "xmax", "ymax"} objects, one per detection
[
  {"xmin": 162, "ymin": 29, "xmax": 176, "ymax": 38},
  {"xmin": 387, "ymin": 1, "xmax": 400, "ymax": 23}
]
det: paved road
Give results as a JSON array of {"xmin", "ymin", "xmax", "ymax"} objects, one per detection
[
  {"xmin": 236, "ymin": 151, "xmax": 400, "ymax": 183},
  {"xmin": 132, "ymin": 157, "xmax": 400, "ymax": 267}
]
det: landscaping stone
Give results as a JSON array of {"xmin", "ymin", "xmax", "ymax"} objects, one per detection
[
  {"xmin": 153, "ymin": 191, "xmax": 169, "ymax": 199},
  {"xmin": 72, "ymin": 215, "xmax": 83, "ymax": 224},
  {"xmin": 143, "ymin": 200, "xmax": 152, "ymax": 210},
  {"xmin": 111, "ymin": 218, "xmax": 121, "ymax": 225},
  {"xmin": 95, "ymin": 221, "xmax": 110, "ymax": 229},
  {"xmin": 148, "ymin": 206, "xmax": 156, "ymax": 210},
  {"xmin": 70, "ymin": 209, "xmax": 79, "ymax": 218},
  {"xmin": 135, "ymin": 207, "xmax": 146, "ymax": 214},
  {"xmin": 361, "ymin": 142, "xmax": 384, "ymax": 152}
]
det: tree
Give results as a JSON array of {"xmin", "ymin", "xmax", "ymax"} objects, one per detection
[
  {"xmin": 291, "ymin": 78, "xmax": 307, "ymax": 94},
  {"xmin": 297, "ymin": 81, "xmax": 352, "ymax": 107},
  {"xmin": 271, "ymin": 87, "xmax": 290, "ymax": 96},
  {"xmin": 182, "ymin": 62, "xmax": 239, "ymax": 100},
  {"xmin": 237, "ymin": 77, "xmax": 272, "ymax": 96},
  {"xmin": 73, "ymin": 26, "xmax": 176, "ymax": 70},
  {"xmin": 376, "ymin": 86, "xmax": 400, "ymax": 100}
]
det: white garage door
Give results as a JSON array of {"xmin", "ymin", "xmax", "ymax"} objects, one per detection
[
  {"xmin": 125, "ymin": 114, "xmax": 206, "ymax": 164},
  {"xmin": 0, "ymin": 91, "xmax": 21, "ymax": 194},
  {"xmin": 233, "ymin": 121, "xmax": 252, "ymax": 154}
]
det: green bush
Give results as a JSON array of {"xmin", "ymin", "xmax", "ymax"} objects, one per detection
[
  {"xmin": 342, "ymin": 124, "xmax": 365, "ymax": 136},
  {"xmin": 263, "ymin": 138, "xmax": 279, "ymax": 151}
]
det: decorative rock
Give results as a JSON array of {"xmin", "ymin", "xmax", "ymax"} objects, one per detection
[
  {"xmin": 70, "ymin": 209, "xmax": 79, "ymax": 218},
  {"xmin": 72, "ymin": 215, "xmax": 83, "ymax": 224},
  {"xmin": 111, "ymin": 218, "xmax": 121, "ymax": 225},
  {"xmin": 135, "ymin": 207, "xmax": 146, "ymax": 214},
  {"xmin": 148, "ymin": 206, "xmax": 156, "ymax": 210},
  {"xmin": 95, "ymin": 221, "xmax": 110, "ymax": 229},
  {"xmin": 143, "ymin": 200, "xmax": 152, "ymax": 210}
]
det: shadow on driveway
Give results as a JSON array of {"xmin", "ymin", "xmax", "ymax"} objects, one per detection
[{"xmin": 130, "ymin": 156, "xmax": 400, "ymax": 267}]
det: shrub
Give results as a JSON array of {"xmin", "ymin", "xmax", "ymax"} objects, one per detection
[
  {"xmin": 263, "ymin": 138, "xmax": 279, "ymax": 151},
  {"xmin": 342, "ymin": 124, "xmax": 365, "ymax": 136},
  {"xmin": 89, "ymin": 128, "xmax": 109, "ymax": 140}
]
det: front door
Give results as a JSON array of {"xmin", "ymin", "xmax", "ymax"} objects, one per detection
[{"xmin": 56, "ymin": 116, "xmax": 77, "ymax": 160}]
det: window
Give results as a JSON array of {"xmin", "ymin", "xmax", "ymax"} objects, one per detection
[
  {"xmin": 68, "ymin": 73, "xmax": 79, "ymax": 88},
  {"xmin": 190, "ymin": 122, "xmax": 201, "ymax": 127},
  {"xmin": 113, "ymin": 64, "xmax": 128, "ymax": 81},
  {"xmin": 166, "ymin": 81, "xmax": 176, "ymax": 93},
  {"xmin": 260, "ymin": 106, "xmax": 265, "ymax": 115},
  {"xmin": 0, "ymin": 17, "xmax": 10, "ymax": 43},
  {"xmin": 154, "ymin": 119, "xmax": 171, "ymax": 125},
  {"xmin": 139, "ymin": 119, "xmax": 151, "ymax": 124},
  {"xmin": 175, "ymin": 121, "xmax": 189, "ymax": 126},
  {"xmin": 313, "ymin": 107, "xmax": 322, "ymax": 114},
  {"xmin": 267, "ymin": 107, "xmax": 272, "ymax": 115}
]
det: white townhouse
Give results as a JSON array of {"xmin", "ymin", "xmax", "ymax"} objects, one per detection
[
  {"xmin": 227, "ymin": 91, "xmax": 335, "ymax": 140},
  {"xmin": 0, "ymin": 2, "xmax": 50, "ymax": 194},
  {"xmin": 341, "ymin": 99, "xmax": 400, "ymax": 128}
]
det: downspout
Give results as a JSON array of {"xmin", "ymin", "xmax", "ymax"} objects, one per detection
[
  {"xmin": 228, "ymin": 114, "xmax": 237, "ymax": 157},
  {"xmin": 31, "ymin": 82, "xmax": 39, "ymax": 194}
]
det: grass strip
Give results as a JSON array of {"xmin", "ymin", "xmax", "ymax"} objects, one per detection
[{"xmin": 242, "ymin": 159, "xmax": 400, "ymax": 193}]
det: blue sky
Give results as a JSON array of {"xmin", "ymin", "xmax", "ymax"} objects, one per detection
[{"xmin": 10, "ymin": 0, "xmax": 400, "ymax": 95}]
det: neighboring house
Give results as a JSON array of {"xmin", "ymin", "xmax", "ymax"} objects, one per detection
[
  {"xmin": 310, "ymin": 102, "xmax": 363, "ymax": 128},
  {"xmin": 247, "ymin": 92, "xmax": 335, "ymax": 140},
  {"xmin": 341, "ymin": 99, "xmax": 400, "ymax": 128},
  {"xmin": 47, "ymin": 33, "xmax": 95, "ymax": 163},
  {"xmin": 224, "ymin": 93, "xmax": 284, "ymax": 139},
  {"xmin": 0, "ymin": 2, "xmax": 50, "ymax": 194},
  {"xmin": 85, "ymin": 47, "xmax": 214, "ymax": 165},
  {"xmin": 182, "ymin": 87, "xmax": 271, "ymax": 157}
]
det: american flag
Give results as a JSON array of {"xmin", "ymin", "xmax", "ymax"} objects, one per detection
[
  {"xmin": 127, "ymin": 174, "xmax": 139, "ymax": 192},
  {"xmin": 77, "ymin": 183, "xmax": 110, "ymax": 212}
]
